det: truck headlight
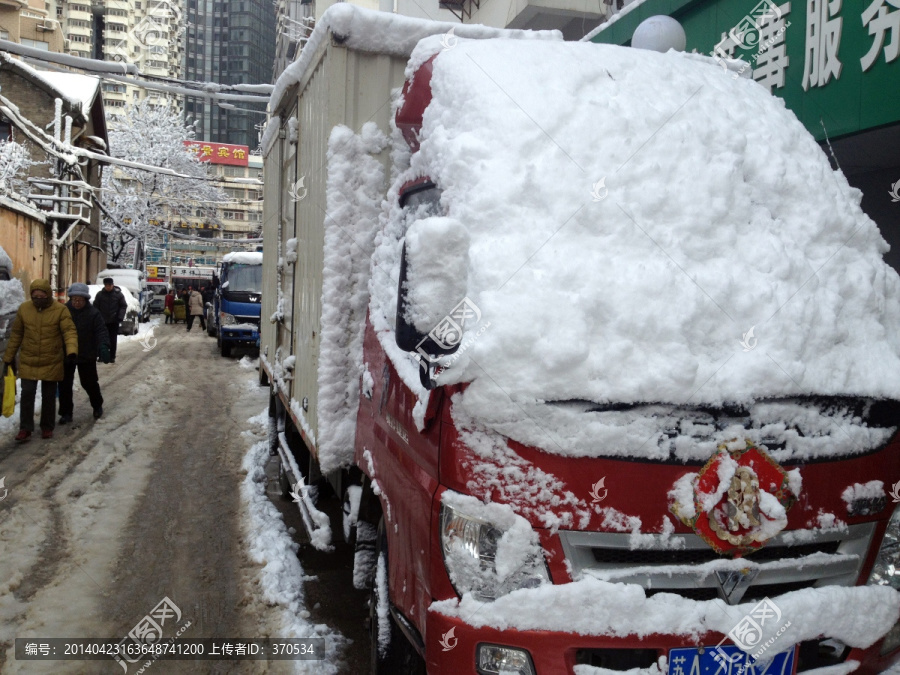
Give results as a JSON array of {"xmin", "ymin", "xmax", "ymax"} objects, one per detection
[
  {"xmin": 220, "ymin": 312, "xmax": 236, "ymax": 326},
  {"xmin": 868, "ymin": 506, "xmax": 900, "ymax": 589},
  {"xmin": 441, "ymin": 495, "xmax": 549, "ymax": 602}
]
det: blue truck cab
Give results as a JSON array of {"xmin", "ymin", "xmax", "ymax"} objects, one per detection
[{"xmin": 214, "ymin": 251, "xmax": 263, "ymax": 357}]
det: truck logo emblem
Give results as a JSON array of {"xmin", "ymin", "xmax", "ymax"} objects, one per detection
[
  {"xmin": 250, "ymin": 295, "xmax": 259, "ymax": 302},
  {"xmin": 715, "ymin": 567, "xmax": 759, "ymax": 605},
  {"xmin": 739, "ymin": 325, "xmax": 757, "ymax": 351},
  {"xmin": 589, "ymin": 477, "xmax": 608, "ymax": 503},
  {"xmin": 439, "ymin": 627, "xmax": 457, "ymax": 651},
  {"xmin": 669, "ymin": 440, "xmax": 797, "ymax": 556}
]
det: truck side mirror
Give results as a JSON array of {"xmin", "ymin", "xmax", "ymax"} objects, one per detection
[{"xmin": 395, "ymin": 216, "xmax": 470, "ymax": 363}]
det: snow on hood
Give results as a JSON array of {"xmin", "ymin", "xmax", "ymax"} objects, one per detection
[
  {"xmin": 371, "ymin": 37, "xmax": 900, "ymax": 439},
  {"xmin": 431, "ymin": 578, "xmax": 900, "ymax": 656},
  {"xmin": 222, "ymin": 251, "xmax": 263, "ymax": 265}
]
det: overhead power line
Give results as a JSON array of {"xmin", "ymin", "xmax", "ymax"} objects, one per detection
[{"xmin": 0, "ymin": 41, "xmax": 272, "ymax": 103}]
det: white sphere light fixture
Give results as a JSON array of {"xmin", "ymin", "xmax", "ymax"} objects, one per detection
[{"xmin": 632, "ymin": 15, "xmax": 686, "ymax": 53}]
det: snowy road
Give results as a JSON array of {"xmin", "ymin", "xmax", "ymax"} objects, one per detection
[{"xmin": 0, "ymin": 319, "xmax": 357, "ymax": 674}]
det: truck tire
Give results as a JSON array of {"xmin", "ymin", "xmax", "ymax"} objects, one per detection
[
  {"xmin": 207, "ymin": 320, "xmax": 216, "ymax": 337},
  {"xmin": 218, "ymin": 333, "xmax": 232, "ymax": 357},
  {"xmin": 370, "ymin": 519, "xmax": 426, "ymax": 675}
]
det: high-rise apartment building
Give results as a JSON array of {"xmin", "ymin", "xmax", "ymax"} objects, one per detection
[
  {"xmin": 0, "ymin": 0, "xmax": 64, "ymax": 53},
  {"xmin": 183, "ymin": 0, "xmax": 276, "ymax": 148},
  {"xmin": 48, "ymin": 0, "xmax": 185, "ymax": 110}
]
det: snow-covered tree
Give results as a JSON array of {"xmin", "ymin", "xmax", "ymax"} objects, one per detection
[
  {"xmin": 100, "ymin": 101, "xmax": 226, "ymax": 263},
  {"xmin": 0, "ymin": 139, "xmax": 34, "ymax": 196}
]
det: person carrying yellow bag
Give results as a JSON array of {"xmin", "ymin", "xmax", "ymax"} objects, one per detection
[{"xmin": 2, "ymin": 279, "xmax": 78, "ymax": 442}]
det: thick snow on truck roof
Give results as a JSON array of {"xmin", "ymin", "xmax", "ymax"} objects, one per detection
[
  {"xmin": 222, "ymin": 251, "xmax": 263, "ymax": 265},
  {"xmin": 370, "ymin": 36, "xmax": 900, "ymax": 436}
]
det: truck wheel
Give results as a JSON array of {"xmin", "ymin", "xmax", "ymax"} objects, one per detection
[
  {"xmin": 370, "ymin": 519, "xmax": 426, "ymax": 675},
  {"xmin": 218, "ymin": 333, "xmax": 232, "ymax": 357}
]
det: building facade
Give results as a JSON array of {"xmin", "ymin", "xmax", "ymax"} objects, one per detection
[
  {"xmin": 0, "ymin": 0, "xmax": 64, "ymax": 53},
  {"xmin": 147, "ymin": 147, "xmax": 262, "ymax": 268},
  {"xmin": 183, "ymin": 0, "xmax": 276, "ymax": 148},
  {"xmin": 47, "ymin": 0, "xmax": 185, "ymax": 110},
  {"xmin": 0, "ymin": 57, "xmax": 109, "ymax": 294}
]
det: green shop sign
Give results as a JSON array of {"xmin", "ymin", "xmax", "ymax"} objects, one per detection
[{"xmin": 590, "ymin": 0, "xmax": 900, "ymax": 140}]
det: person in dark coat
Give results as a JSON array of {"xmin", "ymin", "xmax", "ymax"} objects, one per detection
[
  {"xmin": 93, "ymin": 277, "xmax": 127, "ymax": 363},
  {"xmin": 58, "ymin": 283, "xmax": 110, "ymax": 423}
]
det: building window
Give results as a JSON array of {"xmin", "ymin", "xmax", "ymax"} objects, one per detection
[
  {"xmin": 21, "ymin": 38, "xmax": 50, "ymax": 50},
  {"xmin": 0, "ymin": 30, "xmax": 8, "ymax": 40}
]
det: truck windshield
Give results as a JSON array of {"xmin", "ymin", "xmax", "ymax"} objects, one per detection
[{"xmin": 225, "ymin": 264, "xmax": 262, "ymax": 293}]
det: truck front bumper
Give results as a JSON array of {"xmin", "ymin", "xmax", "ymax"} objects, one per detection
[
  {"xmin": 221, "ymin": 327, "xmax": 259, "ymax": 345},
  {"xmin": 425, "ymin": 612, "xmax": 900, "ymax": 675},
  {"xmin": 424, "ymin": 580, "xmax": 900, "ymax": 675}
]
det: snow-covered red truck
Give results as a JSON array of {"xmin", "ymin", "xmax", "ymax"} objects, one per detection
[{"xmin": 259, "ymin": 6, "xmax": 900, "ymax": 674}]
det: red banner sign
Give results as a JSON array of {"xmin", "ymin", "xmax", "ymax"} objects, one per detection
[{"xmin": 184, "ymin": 141, "xmax": 249, "ymax": 166}]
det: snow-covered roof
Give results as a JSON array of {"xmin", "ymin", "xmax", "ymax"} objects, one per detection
[
  {"xmin": 0, "ymin": 54, "xmax": 97, "ymax": 121},
  {"xmin": 223, "ymin": 251, "xmax": 263, "ymax": 264},
  {"xmin": 268, "ymin": 4, "xmax": 562, "ymax": 116},
  {"xmin": 368, "ymin": 38, "xmax": 900, "ymax": 428},
  {"xmin": 36, "ymin": 71, "xmax": 101, "ymax": 118}
]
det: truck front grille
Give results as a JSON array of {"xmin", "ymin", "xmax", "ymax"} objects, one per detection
[{"xmin": 559, "ymin": 523, "xmax": 874, "ymax": 603}]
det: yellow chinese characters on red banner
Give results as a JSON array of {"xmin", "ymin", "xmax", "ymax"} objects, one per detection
[{"xmin": 183, "ymin": 141, "xmax": 249, "ymax": 167}]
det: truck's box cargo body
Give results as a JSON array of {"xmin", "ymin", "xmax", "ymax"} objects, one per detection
[{"xmin": 261, "ymin": 6, "xmax": 900, "ymax": 674}]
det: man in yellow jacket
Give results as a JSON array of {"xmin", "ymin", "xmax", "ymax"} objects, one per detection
[{"xmin": 2, "ymin": 279, "xmax": 78, "ymax": 441}]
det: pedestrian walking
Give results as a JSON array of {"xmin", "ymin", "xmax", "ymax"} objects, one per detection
[
  {"xmin": 93, "ymin": 277, "xmax": 127, "ymax": 363},
  {"xmin": 186, "ymin": 287, "xmax": 206, "ymax": 332},
  {"xmin": 2, "ymin": 279, "xmax": 78, "ymax": 441},
  {"xmin": 58, "ymin": 283, "xmax": 110, "ymax": 424},
  {"xmin": 164, "ymin": 288, "xmax": 175, "ymax": 324}
]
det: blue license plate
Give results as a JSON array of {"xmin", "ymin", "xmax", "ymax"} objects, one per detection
[{"xmin": 668, "ymin": 645, "xmax": 795, "ymax": 675}]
